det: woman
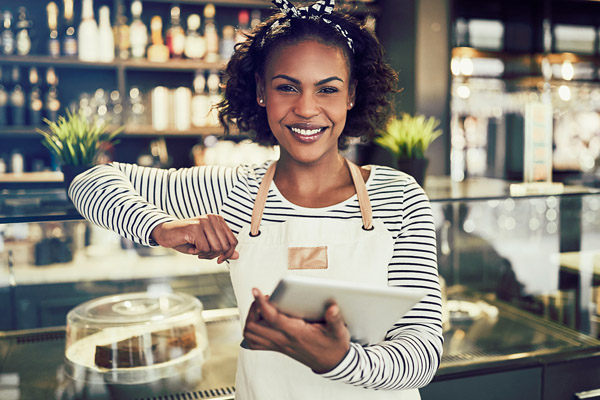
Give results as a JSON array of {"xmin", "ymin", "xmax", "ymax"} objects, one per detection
[{"xmin": 69, "ymin": 1, "xmax": 443, "ymax": 398}]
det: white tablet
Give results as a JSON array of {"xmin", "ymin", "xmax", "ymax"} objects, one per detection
[{"xmin": 269, "ymin": 275, "xmax": 427, "ymax": 344}]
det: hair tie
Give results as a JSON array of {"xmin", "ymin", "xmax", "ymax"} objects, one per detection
[{"xmin": 267, "ymin": 0, "xmax": 354, "ymax": 52}]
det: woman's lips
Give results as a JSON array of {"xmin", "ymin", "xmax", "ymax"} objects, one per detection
[{"xmin": 287, "ymin": 126, "xmax": 326, "ymax": 143}]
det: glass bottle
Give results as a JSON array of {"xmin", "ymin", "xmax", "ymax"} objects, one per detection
[
  {"xmin": 166, "ymin": 5, "xmax": 185, "ymax": 59},
  {"xmin": 184, "ymin": 14, "xmax": 206, "ymax": 60},
  {"xmin": 28, "ymin": 67, "xmax": 42, "ymax": 126},
  {"xmin": 63, "ymin": 0, "xmax": 77, "ymax": 56},
  {"xmin": 1, "ymin": 10, "xmax": 15, "ymax": 55},
  {"xmin": 191, "ymin": 71, "xmax": 210, "ymax": 128},
  {"xmin": 129, "ymin": 0, "xmax": 148, "ymax": 59},
  {"xmin": 207, "ymin": 70, "xmax": 221, "ymax": 126},
  {"xmin": 0, "ymin": 68, "xmax": 7, "ymax": 126},
  {"xmin": 203, "ymin": 4, "xmax": 219, "ymax": 63},
  {"xmin": 98, "ymin": 5, "xmax": 114, "ymax": 62},
  {"xmin": 115, "ymin": 4, "xmax": 130, "ymax": 60},
  {"xmin": 78, "ymin": 0, "xmax": 99, "ymax": 61},
  {"xmin": 147, "ymin": 16, "xmax": 169, "ymax": 63},
  {"xmin": 15, "ymin": 7, "xmax": 32, "ymax": 56},
  {"xmin": 9, "ymin": 66, "xmax": 25, "ymax": 126},
  {"xmin": 44, "ymin": 67, "xmax": 60, "ymax": 122},
  {"xmin": 250, "ymin": 10, "xmax": 261, "ymax": 30},
  {"xmin": 47, "ymin": 2, "xmax": 60, "ymax": 58},
  {"xmin": 220, "ymin": 25, "xmax": 235, "ymax": 61},
  {"xmin": 235, "ymin": 10, "xmax": 249, "ymax": 45}
]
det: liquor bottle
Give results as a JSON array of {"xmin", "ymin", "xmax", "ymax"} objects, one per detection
[
  {"xmin": 128, "ymin": 86, "xmax": 145, "ymax": 127},
  {"xmin": 1, "ymin": 10, "xmax": 15, "ymax": 55},
  {"xmin": 203, "ymin": 4, "xmax": 219, "ymax": 63},
  {"xmin": 235, "ymin": 10, "xmax": 250, "ymax": 44},
  {"xmin": 129, "ymin": 0, "xmax": 148, "ymax": 59},
  {"xmin": 250, "ymin": 10, "xmax": 261, "ymax": 30},
  {"xmin": 191, "ymin": 71, "xmax": 210, "ymax": 127},
  {"xmin": 15, "ymin": 7, "xmax": 32, "ymax": 56},
  {"xmin": 0, "ymin": 68, "xmax": 7, "ymax": 126},
  {"xmin": 184, "ymin": 14, "xmax": 206, "ymax": 60},
  {"xmin": 220, "ymin": 25, "xmax": 235, "ymax": 61},
  {"xmin": 63, "ymin": 0, "xmax": 77, "ymax": 56},
  {"xmin": 147, "ymin": 16, "xmax": 169, "ymax": 63},
  {"xmin": 47, "ymin": 2, "xmax": 60, "ymax": 58},
  {"xmin": 98, "ymin": 6, "xmax": 114, "ymax": 62},
  {"xmin": 9, "ymin": 67, "xmax": 25, "ymax": 126},
  {"xmin": 28, "ymin": 67, "xmax": 42, "ymax": 126},
  {"xmin": 45, "ymin": 67, "xmax": 60, "ymax": 122},
  {"xmin": 207, "ymin": 70, "xmax": 221, "ymax": 126},
  {"xmin": 166, "ymin": 5, "xmax": 185, "ymax": 59},
  {"xmin": 78, "ymin": 0, "xmax": 99, "ymax": 61},
  {"xmin": 173, "ymin": 86, "xmax": 191, "ymax": 131},
  {"xmin": 115, "ymin": 3, "xmax": 130, "ymax": 60}
]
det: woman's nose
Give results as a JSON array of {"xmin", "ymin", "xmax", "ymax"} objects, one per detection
[{"xmin": 293, "ymin": 92, "xmax": 319, "ymax": 118}]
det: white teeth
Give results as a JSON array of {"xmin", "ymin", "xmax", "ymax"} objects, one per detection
[{"xmin": 290, "ymin": 127, "xmax": 323, "ymax": 136}]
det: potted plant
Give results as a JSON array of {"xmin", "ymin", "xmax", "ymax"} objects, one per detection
[
  {"xmin": 375, "ymin": 113, "xmax": 442, "ymax": 186},
  {"xmin": 36, "ymin": 108, "xmax": 123, "ymax": 190}
]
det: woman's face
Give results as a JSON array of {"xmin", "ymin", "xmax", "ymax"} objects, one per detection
[{"xmin": 257, "ymin": 39, "xmax": 355, "ymax": 165}]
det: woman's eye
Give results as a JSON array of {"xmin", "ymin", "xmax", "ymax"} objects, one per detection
[
  {"xmin": 277, "ymin": 84, "xmax": 297, "ymax": 93},
  {"xmin": 319, "ymin": 86, "xmax": 339, "ymax": 94}
]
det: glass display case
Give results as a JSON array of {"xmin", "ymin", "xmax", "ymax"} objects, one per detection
[{"xmin": 1, "ymin": 178, "xmax": 599, "ymax": 399}]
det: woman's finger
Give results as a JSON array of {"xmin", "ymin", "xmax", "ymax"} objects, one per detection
[
  {"xmin": 195, "ymin": 217, "xmax": 224, "ymax": 254},
  {"xmin": 207, "ymin": 214, "xmax": 232, "ymax": 255}
]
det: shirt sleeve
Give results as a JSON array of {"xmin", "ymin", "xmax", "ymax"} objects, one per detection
[
  {"xmin": 318, "ymin": 178, "xmax": 443, "ymax": 390},
  {"xmin": 68, "ymin": 162, "xmax": 239, "ymax": 246}
]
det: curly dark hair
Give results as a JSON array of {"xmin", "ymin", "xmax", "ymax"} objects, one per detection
[{"xmin": 217, "ymin": 9, "xmax": 398, "ymax": 149}]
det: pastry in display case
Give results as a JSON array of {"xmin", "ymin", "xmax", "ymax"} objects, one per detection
[{"xmin": 60, "ymin": 291, "xmax": 209, "ymax": 399}]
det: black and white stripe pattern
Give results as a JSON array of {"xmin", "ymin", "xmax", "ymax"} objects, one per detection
[
  {"xmin": 69, "ymin": 161, "xmax": 443, "ymax": 390},
  {"xmin": 267, "ymin": 0, "xmax": 354, "ymax": 51}
]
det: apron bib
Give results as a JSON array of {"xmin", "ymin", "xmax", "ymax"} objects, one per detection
[{"xmin": 228, "ymin": 160, "xmax": 420, "ymax": 400}]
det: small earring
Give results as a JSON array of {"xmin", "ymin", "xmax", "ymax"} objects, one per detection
[
  {"xmin": 349, "ymin": 102, "xmax": 353, "ymax": 107},
  {"xmin": 259, "ymin": 99, "xmax": 264, "ymax": 104}
]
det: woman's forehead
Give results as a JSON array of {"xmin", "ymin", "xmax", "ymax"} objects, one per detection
[{"xmin": 264, "ymin": 40, "xmax": 350, "ymax": 80}]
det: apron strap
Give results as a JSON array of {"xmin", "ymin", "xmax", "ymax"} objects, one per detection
[
  {"xmin": 250, "ymin": 162, "xmax": 277, "ymax": 236},
  {"xmin": 249, "ymin": 159, "xmax": 373, "ymax": 236},
  {"xmin": 346, "ymin": 160, "xmax": 373, "ymax": 230}
]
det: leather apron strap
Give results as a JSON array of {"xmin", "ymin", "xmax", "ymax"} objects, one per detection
[{"xmin": 249, "ymin": 159, "xmax": 373, "ymax": 236}]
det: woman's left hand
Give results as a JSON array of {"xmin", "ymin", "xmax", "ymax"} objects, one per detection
[{"xmin": 243, "ymin": 288, "xmax": 351, "ymax": 373}]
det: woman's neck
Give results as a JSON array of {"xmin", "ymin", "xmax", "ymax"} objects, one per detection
[{"xmin": 273, "ymin": 153, "xmax": 355, "ymax": 208}]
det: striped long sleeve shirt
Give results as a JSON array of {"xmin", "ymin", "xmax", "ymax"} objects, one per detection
[{"xmin": 69, "ymin": 160, "xmax": 443, "ymax": 391}]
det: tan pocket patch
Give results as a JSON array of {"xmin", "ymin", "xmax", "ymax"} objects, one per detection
[{"xmin": 288, "ymin": 246, "xmax": 328, "ymax": 270}]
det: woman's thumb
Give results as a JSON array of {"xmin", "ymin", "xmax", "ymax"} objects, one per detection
[{"xmin": 325, "ymin": 304, "xmax": 346, "ymax": 335}]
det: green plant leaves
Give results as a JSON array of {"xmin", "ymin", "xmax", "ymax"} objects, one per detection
[
  {"xmin": 36, "ymin": 108, "xmax": 123, "ymax": 166},
  {"xmin": 375, "ymin": 113, "xmax": 442, "ymax": 160}
]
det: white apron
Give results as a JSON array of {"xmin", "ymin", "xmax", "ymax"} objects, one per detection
[{"xmin": 228, "ymin": 160, "xmax": 420, "ymax": 400}]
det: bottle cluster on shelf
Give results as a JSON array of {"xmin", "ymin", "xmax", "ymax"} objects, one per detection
[
  {"xmin": 0, "ymin": 0, "xmax": 263, "ymax": 63},
  {"xmin": 0, "ymin": 65, "xmax": 60, "ymax": 127},
  {"xmin": 64, "ymin": 69, "xmax": 224, "ymax": 132}
]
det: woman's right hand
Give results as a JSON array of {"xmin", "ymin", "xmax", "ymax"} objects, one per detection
[{"xmin": 150, "ymin": 215, "xmax": 239, "ymax": 263}]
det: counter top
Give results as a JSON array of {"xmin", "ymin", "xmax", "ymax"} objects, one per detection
[
  {"xmin": 1, "ymin": 246, "xmax": 227, "ymax": 286},
  {"xmin": 3, "ymin": 177, "xmax": 600, "ymax": 224}
]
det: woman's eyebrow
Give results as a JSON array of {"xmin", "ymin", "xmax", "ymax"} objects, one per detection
[{"xmin": 272, "ymin": 74, "xmax": 344, "ymax": 86}]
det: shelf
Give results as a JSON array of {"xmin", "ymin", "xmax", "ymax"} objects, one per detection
[
  {"xmin": 0, "ymin": 55, "xmax": 225, "ymax": 72},
  {"xmin": 0, "ymin": 171, "xmax": 63, "ymax": 183},
  {"xmin": 140, "ymin": 0, "xmax": 274, "ymax": 7},
  {"xmin": 452, "ymin": 47, "xmax": 600, "ymax": 64},
  {"xmin": 0, "ymin": 127, "xmax": 40, "ymax": 137},
  {"xmin": 0, "ymin": 126, "xmax": 226, "ymax": 137},
  {"xmin": 123, "ymin": 126, "xmax": 226, "ymax": 136},
  {"xmin": 122, "ymin": 58, "xmax": 226, "ymax": 72}
]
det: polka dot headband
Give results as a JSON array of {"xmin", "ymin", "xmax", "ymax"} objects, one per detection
[{"xmin": 265, "ymin": 0, "xmax": 354, "ymax": 52}]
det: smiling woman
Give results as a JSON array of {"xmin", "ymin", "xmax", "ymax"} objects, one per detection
[{"xmin": 68, "ymin": 1, "xmax": 443, "ymax": 399}]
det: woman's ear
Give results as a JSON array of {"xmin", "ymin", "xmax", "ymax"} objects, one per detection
[
  {"xmin": 347, "ymin": 79, "xmax": 357, "ymax": 110},
  {"xmin": 255, "ymin": 73, "xmax": 266, "ymax": 107}
]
